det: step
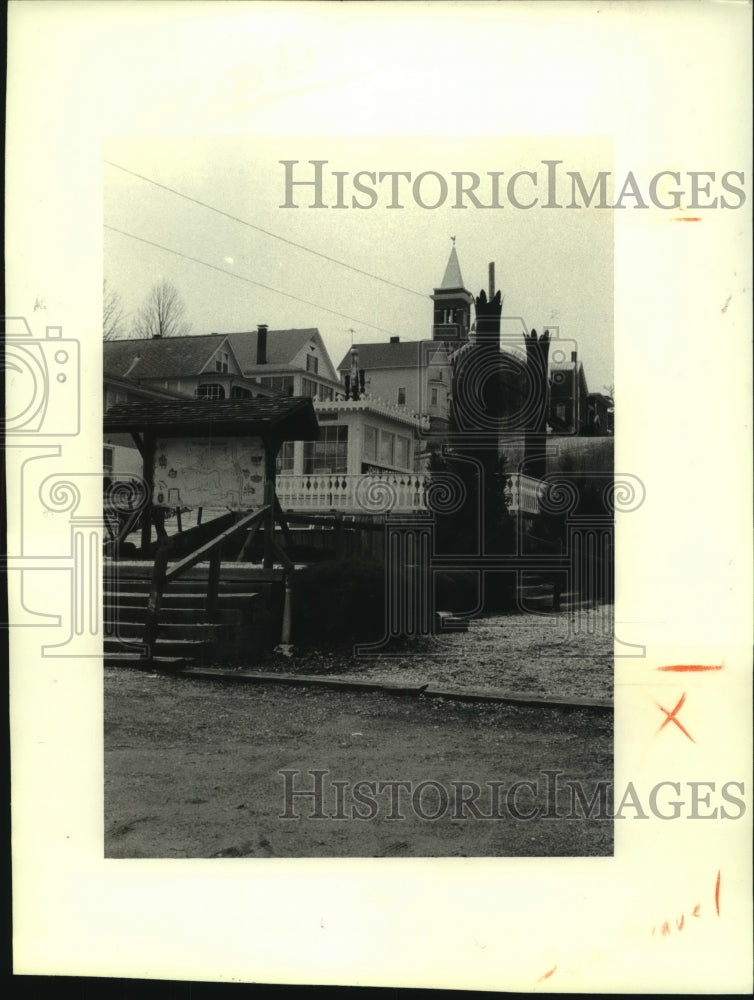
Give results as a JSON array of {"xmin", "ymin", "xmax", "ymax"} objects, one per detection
[
  {"xmin": 106, "ymin": 561, "xmax": 285, "ymax": 583},
  {"xmin": 103, "ymin": 577, "xmax": 269, "ymax": 595},
  {"xmin": 104, "ymin": 637, "xmax": 213, "ymax": 657},
  {"xmin": 104, "ymin": 591, "xmax": 260, "ymax": 608},
  {"xmin": 103, "ymin": 652, "xmax": 188, "ymax": 672},
  {"xmin": 433, "ymin": 611, "xmax": 469, "ymax": 633},
  {"xmin": 105, "ymin": 621, "xmax": 224, "ymax": 637},
  {"xmin": 104, "ymin": 605, "xmax": 244, "ymax": 626}
]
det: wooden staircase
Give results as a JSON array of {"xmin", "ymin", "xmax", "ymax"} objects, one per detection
[{"xmin": 104, "ymin": 561, "xmax": 279, "ymax": 671}]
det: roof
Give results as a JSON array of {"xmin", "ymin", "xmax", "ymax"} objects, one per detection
[
  {"xmin": 438, "ymin": 245, "xmax": 466, "ymax": 291},
  {"xmin": 314, "ymin": 398, "xmax": 428, "ymax": 430},
  {"xmin": 225, "ymin": 329, "xmax": 321, "ymax": 370},
  {"xmin": 103, "ymin": 396, "xmax": 319, "ymax": 440},
  {"xmin": 587, "ymin": 392, "xmax": 614, "ymax": 406},
  {"xmin": 103, "ymin": 335, "xmax": 233, "ymax": 380},
  {"xmin": 104, "ymin": 373, "xmax": 192, "ymax": 401},
  {"xmin": 336, "ymin": 340, "xmax": 448, "ymax": 372}
]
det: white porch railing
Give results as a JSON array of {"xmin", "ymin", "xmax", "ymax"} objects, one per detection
[
  {"xmin": 276, "ymin": 472, "xmax": 542, "ymax": 516},
  {"xmin": 503, "ymin": 473, "xmax": 542, "ymax": 515}
]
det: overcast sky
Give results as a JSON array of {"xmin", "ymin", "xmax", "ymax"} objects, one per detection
[{"xmin": 105, "ymin": 135, "xmax": 613, "ymax": 389}]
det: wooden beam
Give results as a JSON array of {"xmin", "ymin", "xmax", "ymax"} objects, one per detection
[
  {"xmin": 235, "ymin": 517, "xmax": 262, "ymax": 562},
  {"xmin": 130, "ymin": 431, "xmax": 145, "ymax": 458},
  {"xmin": 140, "ymin": 432, "xmax": 155, "ymax": 553},
  {"xmin": 272, "ymin": 540, "xmax": 295, "ymax": 573},
  {"xmin": 273, "ymin": 493, "xmax": 296, "ymax": 552},
  {"xmin": 262, "ymin": 439, "xmax": 279, "ymax": 570},
  {"xmin": 164, "ymin": 505, "xmax": 269, "ymax": 584}
]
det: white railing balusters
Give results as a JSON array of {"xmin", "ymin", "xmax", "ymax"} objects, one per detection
[{"xmin": 277, "ymin": 472, "xmax": 541, "ymax": 516}]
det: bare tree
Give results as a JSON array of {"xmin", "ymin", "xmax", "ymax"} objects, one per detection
[
  {"xmin": 132, "ymin": 280, "xmax": 191, "ymax": 339},
  {"xmin": 103, "ymin": 279, "xmax": 127, "ymax": 340}
]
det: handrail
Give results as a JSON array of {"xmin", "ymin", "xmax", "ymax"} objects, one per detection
[
  {"xmin": 164, "ymin": 505, "xmax": 270, "ymax": 585},
  {"xmin": 143, "ymin": 505, "xmax": 270, "ymax": 659}
]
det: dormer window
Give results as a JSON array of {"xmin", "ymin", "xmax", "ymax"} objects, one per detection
[
  {"xmin": 195, "ymin": 383, "xmax": 225, "ymax": 400},
  {"xmin": 306, "ymin": 354, "xmax": 319, "ymax": 374}
]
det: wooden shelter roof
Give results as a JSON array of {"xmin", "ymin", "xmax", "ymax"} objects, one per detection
[{"xmin": 104, "ymin": 396, "xmax": 319, "ymax": 440}]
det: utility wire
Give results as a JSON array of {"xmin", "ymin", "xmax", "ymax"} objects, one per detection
[
  {"xmin": 104, "ymin": 224, "xmax": 405, "ymax": 338},
  {"xmin": 105, "ymin": 160, "xmax": 429, "ymax": 299}
]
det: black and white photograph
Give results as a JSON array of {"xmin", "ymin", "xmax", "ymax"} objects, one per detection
[
  {"xmin": 7, "ymin": 1, "xmax": 752, "ymax": 991},
  {"xmin": 102, "ymin": 137, "xmax": 616, "ymax": 860}
]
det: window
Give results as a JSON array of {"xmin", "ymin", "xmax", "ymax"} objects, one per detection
[
  {"xmin": 397, "ymin": 387, "xmax": 406, "ymax": 405},
  {"xmin": 303, "ymin": 425, "xmax": 348, "ymax": 474},
  {"xmin": 395, "ymin": 436, "xmax": 410, "ymax": 469},
  {"xmin": 363, "ymin": 425, "xmax": 378, "ymax": 462},
  {"xmin": 276, "ymin": 441, "xmax": 295, "ymax": 473},
  {"xmin": 306, "ymin": 354, "xmax": 319, "ymax": 374},
  {"xmin": 103, "ymin": 446, "xmax": 114, "ymax": 477},
  {"xmin": 430, "ymin": 387, "xmax": 439, "ymax": 406},
  {"xmin": 231, "ymin": 386, "xmax": 253, "ymax": 399},
  {"xmin": 195, "ymin": 383, "xmax": 225, "ymax": 400},
  {"xmin": 257, "ymin": 375, "xmax": 294, "ymax": 395},
  {"xmin": 301, "ymin": 377, "xmax": 318, "ymax": 398},
  {"xmin": 215, "ymin": 350, "xmax": 229, "ymax": 373},
  {"xmin": 379, "ymin": 430, "xmax": 394, "ymax": 466},
  {"xmin": 318, "ymin": 383, "xmax": 334, "ymax": 401}
]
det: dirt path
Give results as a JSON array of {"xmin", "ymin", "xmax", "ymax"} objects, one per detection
[{"xmin": 105, "ymin": 668, "xmax": 613, "ymax": 859}]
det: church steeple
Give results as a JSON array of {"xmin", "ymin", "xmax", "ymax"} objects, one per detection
[{"xmin": 431, "ymin": 238, "xmax": 473, "ymax": 343}]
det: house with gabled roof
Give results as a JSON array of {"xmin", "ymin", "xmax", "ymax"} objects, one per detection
[
  {"xmin": 224, "ymin": 325, "xmax": 343, "ymax": 402},
  {"xmin": 103, "ymin": 332, "xmax": 272, "ymax": 404},
  {"xmin": 104, "ymin": 333, "xmax": 276, "ymax": 484},
  {"xmin": 336, "ymin": 338, "xmax": 452, "ymax": 433},
  {"xmin": 333, "ymin": 244, "xmax": 475, "ymax": 434}
]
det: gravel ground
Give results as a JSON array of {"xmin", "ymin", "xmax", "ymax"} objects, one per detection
[{"xmin": 249, "ymin": 605, "xmax": 614, "ymax": 703}]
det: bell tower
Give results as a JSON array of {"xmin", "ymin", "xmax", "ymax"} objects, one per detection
[{"xmin": 431, "ymin": 238, "xmax": 473, "ymax": 344}]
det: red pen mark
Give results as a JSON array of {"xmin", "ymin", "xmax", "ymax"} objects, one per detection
[
  {"xmin": 652, "ymin": 873, "xmax": 720, "ymax": 938},
  {"xmin": 672, "ymin": 215, "xmax": 702, "ymax": 222},
  {"xmin": 715, "ymin": 869, "xmax": 721, "ymax": 916},
  {"xmin": 537, "ymin": 965, "xmax": 557, "ymax": 982},
  {"xmin": 656, "ymin": 692, "xmax": 695, "ymax": 742},
  {"xmin": 657, "ymin": 663, "xmax": 723, "ymax": 673}
]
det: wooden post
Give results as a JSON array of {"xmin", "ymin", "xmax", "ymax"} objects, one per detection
[
  {"xmin": 334, "ymin": 511, "xmax": 344, "ymax": 560},
  {"xmin": 263, "ymin": 440, "xmax": 278, "ymax": 570},
  {"xmin": 140, "ymin": 432, "xmax": 155, "ymax": 554},
  {"xmin": 206, "ymin": 547, "xmax": 221, "ymax": 616},
  {"xmin": 273, "ymin": 493, "xmax": 296, "ymax": 554},
  {"xmin": 143, "ymin": 538, "xmax": 169, "ymax": 660},
  {"xmin": 276, "ymin": 571, "xmax": 294, "ymax": 656},
  {"xmin": 176, "ymin": 507, "xmax": 183, "ymax": 533}
]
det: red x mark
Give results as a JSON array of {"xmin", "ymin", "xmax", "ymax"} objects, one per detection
[{"xmin": 656, "ymin": 692, "xmax": 695, "ymax": 742}]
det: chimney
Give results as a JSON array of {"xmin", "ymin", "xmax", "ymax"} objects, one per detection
[
  {"xmin": 488, "ymin": 262, "xmax": 495, "ymax": 300},
  {"xmin": 390, "ymin": 336, "xmax": 400, "ymax": 344},
  {"xmin": 256, "ymin": 323, "xmax": 268, "ymax": 365},
  {"xmin": 571, "ymin": 350, "xmax": 577, "ymax": 363}
]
